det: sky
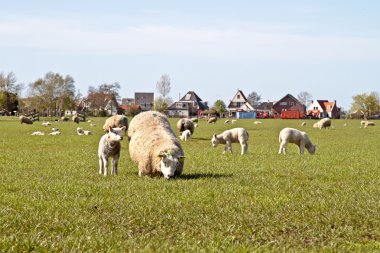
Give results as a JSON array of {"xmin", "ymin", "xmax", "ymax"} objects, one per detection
[{"xmin": 1, "ymin": 1, "xmax": 380, "ymax": 110}]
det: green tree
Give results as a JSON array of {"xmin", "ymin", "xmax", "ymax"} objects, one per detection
[
  {"xmin": 351, "ymin": 92, "xmax": 380, "ymax": 119},
  {"xmin": 0, "ymin": 72, "xmax": 23, "ymax": 113},
  {"xmin": 213, "ymin": 99, "xmax": 226, "ymax": 116},
  {"xmin": 154, "ymin": 96, "xmax": 172, "ymax": 113}
]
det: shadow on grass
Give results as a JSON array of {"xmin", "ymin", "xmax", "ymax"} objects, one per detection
[
  {"xmin": 191, "ymin": 137, "xmax": 211, "ymax": 141},
  {"xmin": 178, "ymin": 172, "xmax": 233, "ymax": 180}
]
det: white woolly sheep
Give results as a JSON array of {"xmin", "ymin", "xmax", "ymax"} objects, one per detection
[
  {"xmin": 98, "ymin": 126, "xmax": 123, "ymax": 176},
  {"xmin": 19, "ymin": 115, "xmax": 33, "ymax": 124},
  {"xmin": 278, "ymin": 127, "xmax": 316, "ymax": 155},
  {"xmin": 103, "ymin": 115, "xmax": 129, "ymax": 133},
  {"xmin": 49, "ymin": 130, "xmax": 61, "ymax": 135},
  {"xmin": 128, "ymin": 111, "xmax": 185, "ymax": 179},
  {"xmin": 77, "ymin": 127, "xmax": 85, "ymax": 135},
  {"xmin": 301, "ymin": 122, "xmax": 306, "ymax": 126},
  {"xmin": 176, "ymin": 118, "xmax": 195, "ymax": 135},
  {"xmin": 313, "ymin": 118, "xmax": 331, "ymax": 129},
  {"xmin": 42, "ymin": 121, "xmax": 52, "ymax": 126},
  {"xmin": 254, "ymin": 121, "xmax": 262, "ymax": 124},
  {"xmin": 31, "ymin": 131, "xmax": 45, "ymax": 135},
  {"xmin": 180, "ymin": 129, "xmax": 192, "ymax": 141},
  {"xmin": 208, "ymin": 117, "xmax": 217, "ymax": 124},
  {"xmin": 211, "ymin": 127, "xmax": 249, "ymax": 155}
]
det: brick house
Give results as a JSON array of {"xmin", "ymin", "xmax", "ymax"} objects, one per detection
[
  {"xmin": 167, "ymin": 91, "xmax": 209, "ymax": 117},
  {"xmin": 272, "ymin": 94, "xmax": 306, "ymax": 117}
]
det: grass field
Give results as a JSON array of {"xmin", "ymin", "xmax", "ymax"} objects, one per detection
[{"xmin": 1, "ymin": 116, "xmax": 380, "ymax": 252}]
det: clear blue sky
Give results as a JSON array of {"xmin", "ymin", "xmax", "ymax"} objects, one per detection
[{"xmin": 1, "ymin": 1, "xmax": 380, "ymax": 110}]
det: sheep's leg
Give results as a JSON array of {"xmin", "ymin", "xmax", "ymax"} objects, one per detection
[
  {"xmin": 241, "ymin": 142, "xmax": 248, "ymax": 155},
  {"xmin": 279, "ymin": 142, "xmax": 286, "ymax": 154},
  {"xmin": 112, "ymin": 155, "xmax": 119, "ymax": 175},
  {"xmin": 299, "ymin": 143, "xmax": 305, "ymax": 155},
  {"xmin": 102, "ymin": 157, "xmax": 108, "ymax": 176},
  {"xmin": 138, "ymin": 170, "xmax": 142, "ymax": 177},
  {"xmin": 223, "ymin": 141, "xmax": 232, "ymax": 154},
  {"xmin": 98, "ymin": 156, "xmax": 103, "ymax": 175}
]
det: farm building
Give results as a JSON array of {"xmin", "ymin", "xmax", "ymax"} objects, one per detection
[
  {"xmin": 272, "ymin": 94, "xmax": 306, "ymax": 119},
  {"xmin": 167, "ymin": 91, "xmax": 209, "ymax": 117},
  {"xmin": 227, "ymin": 89, "xmax": 254, "ymax": 117},
  {"xmin": 306, "ymin": 100, "xmax": 340, "ymax": 119}
]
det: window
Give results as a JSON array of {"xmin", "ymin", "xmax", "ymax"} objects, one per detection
[
  {"xmin": 176, "ymin": 103, "xmax": 182, "ymax": 108},
  {"xmin": 280, "ymin": 102, "xmax": 287, "ymax": 105},
  {"xmin": 289, "ymin": 102, "xmax": 294, "ymax": 106},
  {"xmin": 236, "ymin": 102, "xmax": 241, "ymax": 107},
  {"xmin": 237, "ymin": 95, "xmax": 241, "ymax": 99}
]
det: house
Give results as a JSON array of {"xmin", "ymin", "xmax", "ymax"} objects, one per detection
[
  {"xmin": 227, "ymin": 90, "xmax": 254, "ymax": 117},
  {"xmin": 272, "ymin": 94, "xmax": 306, "ymax": 118},
  {"xmin": 167, "ymin": 91, "xmax": 209, "ymax": 117},
  {"xmin": 256, "ymin": 101, "xmax": 274, "ymax": 118},
  {"xmin": 135, "ymin": 92, "xmax": 154, "ymax": 111},
  {"xmin": 121, "ymin": 98, "xmax": 135, "ymax": 105},
  {"xmin": 307, "ymin": 100, "xmax": 340, "ymax": 119}
]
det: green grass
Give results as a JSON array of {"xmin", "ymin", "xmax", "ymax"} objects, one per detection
[{"xmin": 1, "ymin": 116, "xmax": 380, "ymax": 252}]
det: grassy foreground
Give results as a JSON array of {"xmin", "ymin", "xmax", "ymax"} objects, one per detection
[{"xmin": 0, "ymin": 116, "xmax": 379, "ymax": 252}]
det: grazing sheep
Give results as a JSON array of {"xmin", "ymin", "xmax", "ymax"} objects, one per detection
[
  {"xmin": 176, "ymin": 118, "xmax": 195, "ymax": 134},
  {"xmin": 313, "ymin": 118, "xmax": 331, "ymax": 129},
  {"xmin": 31, "ymin": 131, "xmax": 45, "ymax": 135},
  {"xmin": 190, "ymin": 117, "xmax": 198, "ymax": 123},
  {"xmin": 128, "ymin": 111, "xmax": 185, "ymax": 179},
  {"xmin": 231, "ymin": 120, "xmax": 237, "ymax": 124},
  {"xmin": 343, "ymin": 123, "xmax": 347, "ymax": 127},
  {"xmin": 362, "ymin": 121, "xmax": 375, "ymax": 128},
  {"xmin": 77, "ymin": 127, "xmax": 85, "ymax": 135},
  {"xmin": 49, "ymin": 130, "xmax": 61, "ymax": 135},
  {"xmin": 98, "ymin": 127, "xmax": 123, "ymax": 176},
  {"xmin": 224, "ymin": 119, "xmax": 230, "ymax": 124},
  {"xmin": 208, "ymin": 117, "xmax": 217, "ymax": 124},
  {"xmin": 103, "ymin": 115, "xmax": 129, "ymax": 133},
  {"xmin": 254, "ymin": 121, "xmax": 262, "ymax": 124},
  {"xmin": 42, "ymin": 121, "xmax": 52, "ymax": 126},
  {"xmin": 19, "ymin": 115, "xmax": 33, "ymax": 124},
  {"xmin": 52, "ymin": 128, "xmax": 59, "ymax": 132},
  {"xmin": 301, "ymin": 122, "xmax": 307, "ymax": 126},
  {"xmin": 180, "ymin": 129, "xmax": 192, "ymax": 141},
  {"xmin": 61, "ymin": 116, "xmax": 69, "ymax": 121},
  {"xmin": 72, "ymin": 115, "xmax": 80, "ymax": 124},
  {"xmin": 278, "ymin": 128, "xmax": 316, "ymax": 155},
  {"xmin": 211, "ymin": 127, "xmax": 249, "ymax": 155}
]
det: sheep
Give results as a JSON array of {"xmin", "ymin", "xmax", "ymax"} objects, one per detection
[
  {"xmin": 190, "ymin": 117, "xmax": 198, "ymax": 123},
  {"xmin": 278, "ymin": 127, "xmax": 316, "ymax": 155},
  {"xmin": 231, "ymin": 120, "xmax": 237, "ymax": 124},
  {"xmin": 128, "ymin": 111, "xmax": 185, "ymax": 179},
  {"xmin": 194, "ymin": 123, "xmax": 198, "ymax": 128},
  {"xmin": 49, "ymin": 130, "xmax": 61, "ymax": 135},
  {"xmin": 61, "ymin": 116, "xmax": 69, "ymax": 121},
  {"xmin": 211, "ymin": 127, "xmax": 249, "ymax": 155},
  {"xmin": 90, "ymin": 123, "xmax": 96, "ymax": 127},
  {"xmin": 72, "ymin": 115, "xmax": 80, "ymax": 124},
  {"xmin": 42, "ymin": 121, "xmax": 52, "ymax": 126},
  {"xmin": 224, "ymin": 119, "xmax": 230, "ymax": 124},
  {"xmin": 176, "ymin": 118, "xmax": 195, "ymax": 135},
  {"xmin": 301, "ymin": 122, "xmax": 307, "ymax": 126},
  {"xmin": 180, "ymin": 129, "xmax": 192, "ymax": 141},
  {"xmin": 19, "ymin": 115, "xmax": 33, "ymax": 124},
  {"xmin": 313, "ymin": 118, "xmax": 331, "ymax": 129},
  {"xmin": 31, "ymin": 131, "xmax": 45, "ymax": 135},
  {"xmin": 363, "ymin": 121, "xmax": 375, "ymax": 128},
  {"xmin": 254, "ymin": 121, "xmax": 262, "ymax": 124},
  {"xmin": 84, "ymin": 130, "xmax": 92, "ymax": 135},
  {"xmin": 103, "ymin": 115, "xmax": 129, "ymax": 134},
  {"xmin": 208, "ymin": 117, "xmax": 217, "ymax": 124},
  {"xmin": 98, "ymin": 126, "xmax": 123, "ymax": 176},
  {"xmin": 52, "ymin": 128, "xmax": 59, "ymax": 132},
  {"xmin": 77, "ymin": 127, "xmax": 93, "ymax": 136}
]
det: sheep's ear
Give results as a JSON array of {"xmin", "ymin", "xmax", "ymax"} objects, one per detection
[
  {"xmin": 108, "ymin": 126, "xmax": 113, "ymax": 132},
  {"xmin": 178, "ymin": 156, "xmax": 185, "ymax": 162},
  {"xmin": 213, "ymin": 134, "xmax": 217, "ymax": 138},
  {"xmin": 121, "ymin": 126, "xmax": 126, "ymax": 131}
]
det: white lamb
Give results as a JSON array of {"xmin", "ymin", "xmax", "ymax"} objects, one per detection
[
  {"xmin": 313, "ymin": 118, "xmax": 331, "ymax": 129},
  {"xmin": 254, "ymin": 121, "xmax": 262, "ymax": 124},
  {"xmin": 98, "ymin": 127, "xmax": 123, "ymax": 176},
  {"xmin": 180, "ymin": 129, "xmax": 192, "ymax": 141},
  {"xmin": 278, "ymin": 128, "xmax": 316, "ymax": 155},
  {"xmin": 211, "ymin": 127, "xmax": 249, "ymax": 155},
  {"xmin": 49, "ymin": 131, "xmax": 61, "ymax": 136},
  {"xmin": 128, "ymin": 111, "xmax": 185, "ymax": 179},
  {"xmin": 42, "ymin": 121, "xmax": 52, "ymax": 126},
  {"xmin": 31, "ymin": 131, "xmax": 45, "ymax": 136},
  {"xmin": 361, "ymin": 120, "xmax": 375, "ymax": 128},
  {"xmin": 208, "ymin": 117, "xmax": 217, "ymax": 124}
]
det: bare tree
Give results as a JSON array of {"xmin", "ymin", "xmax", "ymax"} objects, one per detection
[
  {"xmin": 156, "ymin": 74, "xmax": 171, "ymax": 98},
  {"xmin": 247, "ymin": 91, "xmax": 261, "ymax": 108},
  {"xmin": 297, "ymin": 91, "xmax": 313, "ymax": 105}
]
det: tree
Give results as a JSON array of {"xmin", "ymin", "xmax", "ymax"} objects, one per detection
[
  {"xmin": 156, "ymin": 74, "xmax": 171, "ymax": 98},
  {"xmin": 0, "ymin": 72, "xmax": 23, "ymax": 113},
  {"xmin": 247, "ymin": 91, "xmax": 261, "ymax": 108},
  {"xmin": 213, "ymin": 99, "xmax": 226, "ymax": 116},
  {"xmin": 86, "ymin": 82, "xmax": 121, "ymax": 115},
  {"xmin": 297, "ymin": 91, "xmax": 313, "ymax": 106},
  {"xmin": 153, "ymin": 96, "xmax": 172, "ymax": 113},
  {"xmin": 351, "ymin": 92, "xmax": 380, "ymax": 119}
]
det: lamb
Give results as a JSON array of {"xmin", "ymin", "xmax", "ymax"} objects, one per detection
[
  {"xmin": 42, "ymin": 121, "xmax": 52, "ymax": 126},
  {"xmin": 180, "ymin": 129, "xmax": 192, "ymax": 141},
  {"xmin": 313, "ymin": 118, "xmax": 331, "ymax": 129},
  {"xmin": 176, "ymin": 118, "xmax": 195, "ymax": 134},
  {"xmin": 278, "ymin": 127, "xmax": 316, "ymax": 155},
  {"xmin": 19, "ymin": 115, "xmax": 33, "ymax": 124},
  {"xmin": 231, "ymin": 120, "xmax": 237, "ymax": 124},
  {"xmin": 361, "ymin": 120, "xmax": 375, "ymax": 128},
  {"xmin": 103, "ymin": 115, "xmax": 129, "ymax": 134},
  {"xmin": 211, "ymin": 127, "xmax": 249, "ymax": 155},
  {"xmin": 208, "ymin": 117, "xmax": 217, "ymax": 124},
  {"xmin": 98, "ymin": 126, "xmax": 123, "ymax": 176},
  {"xmin": 49, "ymin": 130, "xmax": 61, "ymax": 135},
  {"xmin": 128, "ymin": 111, "xmax": 185, "ymax": 179},
  {"xmin": 52, "ymin": 128, "xmax": 59, "ymax": 132},
  {"xmin": 254, "ymin": 121, "xmax": 262, "ymax": 124},
  {"xmin": 72, "ymin": 115, "xmax": 80, "ymax": 124},
  {"xmin": 31, "ymin": 131, "xmax": 45, "ymax": 135},
  {"xmin": 301, "ymin": 122, "xmax": 306, "ymax": 126},
  {"xmin": 77, "ymin": 127, "xmax": 93, "ymax": 136}
]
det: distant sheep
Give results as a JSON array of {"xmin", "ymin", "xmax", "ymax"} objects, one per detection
[
  {"xmin": 301, "ymin": 122, "xmax": 306, "ymax": 126},
  {"xmin": 361, "ymin": 120, "xmax": 375, "ymax": 128},
  {"xmin": 190, "ymin": 117, "xmax": 198, "ymax": 123},
  {"xmin": 42, "ymin": 121, "xmax": 52, "ymax": 126},
  {"xmin": 313, "ymin": 118, "xmax": 331, "ymax": 129},
  {"xmin": 176, "ymin": 118, "xmax": 195, "ymax": 134},
  {"xmin": 278, "ymin": 127, "xmax": 316, "ymax": 155},
  {"xmin": 128, "ymin": 111, "xmax": 185, "ymax": 179},
  {"xmin": 77, "ymin": 127, "xmax": 93, "ymax": 136},
  {"xmin": 72, "ymin": 115, "xmax": 80, "ymax": 124},
  {"xmin": 211, "ymin": 127, "xmax": 249, "ymax": 155},
  {"xmin": 254, "ymin": 121, "xmax": 262, "ymax": 125},
  {"xmin": 231, "ymin": 120, "xmax": 237, "ymax": 124},
  {"xmin": 19, "ymin": 115, "xmax": 33, "ymax": 125},
  {"xmin": 208, "ymin": 117, "xmax": 217, "ymax": 124},
  {"xmin": 224, "ymin": 119, "xmax": 230, "ymax": 124},
  {"xmin": 98, "ymin": 127, "xmax": 123, "ymax": 176},
  {"xmin": 103, "ymin": 115, "xmax": 128, "ymax": 133},
  {"xmin": 49, "ymin": 130, "xmax": 61, "ymax": 136},
  {"xmin": 52, "ymin": 128, "xmax": 59, "ymax": 132},
  {"xmin": 31, "ymin": 131, "xmax": 44, "ymax": 136},
  {"xmin": 180, "ymin": 129, "xmax": 192, "ymax": 141},
  {"xmin": 61, "ymin": 116, "xmax": 69, "ymax": 121}
]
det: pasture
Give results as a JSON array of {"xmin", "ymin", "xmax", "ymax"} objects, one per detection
[{"xmin": 0, "ymin": 116, "xmax": 379, "ymax": 252}]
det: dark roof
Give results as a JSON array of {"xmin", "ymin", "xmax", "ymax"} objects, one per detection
[
  {"xmin": 176, "ymin": 91, "xmax": 208, "ymax": 110},
  {"xmin": 273, "ymin": 93, "xmax": 300, "ymax": 106},
  {"xmin": 256, "ymin": 101, "xmax": 274, "ymax": 110}
]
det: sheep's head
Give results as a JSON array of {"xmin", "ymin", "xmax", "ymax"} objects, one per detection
[
  {"xmin": 110, "ymin": 126, "xmax": 126, "ymax": 139},
  {"xmin": 211, "ymin": 134, "xmax": 219, "ymax": 147},
  {"xmin": 308, "ymin": 145, "xmax": 317, "ymax": 155},
  {"xmin": 158, "ymin": 151, "xmax": 185, "ymax": 179},
  {"xmin": 108, "ymin": 127, "xmax": 123, "ymax": 142}
]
